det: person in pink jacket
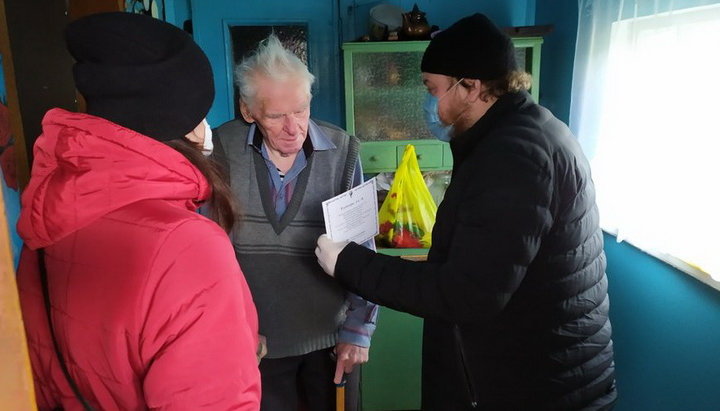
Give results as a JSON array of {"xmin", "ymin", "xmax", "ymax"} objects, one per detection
[{"xmin": 15, "ymin": 12, "xmax": 261, "ymax": 410}]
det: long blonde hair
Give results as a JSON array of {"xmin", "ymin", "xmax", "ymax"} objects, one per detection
[{"xmin": 477, "ymin": 70, "xmax": 533, "ymax": 101}]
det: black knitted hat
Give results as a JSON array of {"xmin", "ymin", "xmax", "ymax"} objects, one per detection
[
  {"xmin": 65, "ymin": 12, "xmax": 214, "ymax": 141},
  {"xmin": 421, "ymin": 13, "xmax": 517, "ymax": 80}
]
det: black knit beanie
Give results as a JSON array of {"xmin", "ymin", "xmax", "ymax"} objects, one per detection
[
  {"xmin": 65, "ymin": 12, "xmax": 214, "ymax": 142},
  {"xmin": 421, "ymin": 13, "xmax": 517, "ymax": 80}
]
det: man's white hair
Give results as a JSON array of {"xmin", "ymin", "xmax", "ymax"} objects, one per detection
[{"xmin": 235, "ymin": 34, "xmax": 315, "ymax": 109}]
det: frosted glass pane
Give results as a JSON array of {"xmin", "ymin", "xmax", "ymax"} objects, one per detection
[
  {"xmin": 514, "ymin": 47, "xmax": 527, "ymax": 71},
  {"xmin": 351, "ymin": 51, "xmax": 432, "ymax": 141}
]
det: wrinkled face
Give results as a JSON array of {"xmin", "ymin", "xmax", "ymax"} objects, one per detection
[
  {"xmin": 422, "ymin": 72, "xmax": 466, "ymax": 126},
  {"xmin": 241, "ymin": 75, "xmax": 311, "ymax": 156}
]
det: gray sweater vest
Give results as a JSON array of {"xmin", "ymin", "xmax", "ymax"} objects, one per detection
[{"xmin": 214, "ymin": 119, "xmax": 359, "ymax": 358}]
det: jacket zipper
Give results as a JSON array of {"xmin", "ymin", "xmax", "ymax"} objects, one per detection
[{"xmin": 453, "ymin": 324, "xmax": 479, "ymax": 408}]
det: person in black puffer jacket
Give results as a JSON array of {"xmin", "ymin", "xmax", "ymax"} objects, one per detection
[{"xmin": 316, "ymin": 13, "xmax": 617, "ymax": 410}]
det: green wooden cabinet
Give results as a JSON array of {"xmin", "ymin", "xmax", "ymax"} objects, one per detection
[
  {"xmin": 344, "ymin": 39, "xmax": 543, "ymax": 410},
  {"xmin": 361, "ymin": 306, "xmax": 424, "ymax": 410},
  {"xmin": 342, "ymin": 38, "xmax": 543, "ymax": 174}
]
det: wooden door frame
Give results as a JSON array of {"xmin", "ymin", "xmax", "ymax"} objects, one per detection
[
  {"xmin": 0, "ymin": 0, "xmax": 126, "ymax": 191},
  {"xmin": 0, "ymin": 2, "xmax": 125, "ymax": 408},
  {"xmin": 0, "ymin": 0, "xmax": 28, "ymax": 190},
  {"xmin": 0, "ymin": 178, "xmax": 35, "ymax": 409}
]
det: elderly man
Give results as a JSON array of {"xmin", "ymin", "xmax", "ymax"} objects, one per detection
[
  {"xmin": 211, "ymin": 34, "xmax": 377, "ymax": 411},
  {"xmin": 316, "ymin": 13, "xmax": 617, "ymax": 410}
]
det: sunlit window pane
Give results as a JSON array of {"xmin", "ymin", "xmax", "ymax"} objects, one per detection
[{"xmin": 591, "ymin": 5, "xmax": 720, "ymax": 279}]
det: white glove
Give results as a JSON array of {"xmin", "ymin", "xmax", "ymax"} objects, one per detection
[{"xmin": 315, "ymin": 234, "xmax": 349, "ymax": 277}]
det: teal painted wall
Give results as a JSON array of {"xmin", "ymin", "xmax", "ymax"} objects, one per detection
[
  {"xmin": 191, "ymin": 0, "xmax": 536, "ymax": 128},
  {"xmin": 164, "ymin": 0, "xmax": 191, "ymax": 29},
  {"xmin": 535, "ymin": 0, "xmax": 577, "ymax": 123},
  {"xmin": 0, "ymin": 56, "xmax": 5, "ymax": 99},
  {"xmin": 191, "ymin": 0, "xmax": 343, "ymax": 127},
  {"xmin": 603, "ymin": 233, "xmax": 720, "ymax": 410},
  {"xmin": 340, "ymin": 0, "xmax": 536, "ymax": 44},
  {"xmin": 189, "ymin": 2, "xmax": 720, "ymax": 409}
]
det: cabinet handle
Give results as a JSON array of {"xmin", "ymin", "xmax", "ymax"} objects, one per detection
[
  {"xmin": 370, "ymin": 155, "xmax": 378, "ymax": 161},
  {"xmin": 416, "ymin": 154, "xmax": 423, "ymax": 160}
]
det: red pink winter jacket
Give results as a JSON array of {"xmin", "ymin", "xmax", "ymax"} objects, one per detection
[{"xmin": 16, "ymin": 109, "xmax": 261, "ymax": 410}]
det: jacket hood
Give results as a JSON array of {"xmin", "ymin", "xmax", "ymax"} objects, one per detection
[{"xmin": 17, "ymin": 108, "xmax": 210, "ymax": 249}]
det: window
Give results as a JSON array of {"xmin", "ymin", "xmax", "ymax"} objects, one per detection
[{"xmin": 573, "ymin": 3, "xmax": 720, "ymax": 284}]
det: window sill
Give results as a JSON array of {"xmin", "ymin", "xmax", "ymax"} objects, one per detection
[
  {"xmin": 605, "ymin": 231, "xmax": 720, "ymax": 293},
  {"xmin": 649, "ymin": 251, "xmax": 720, "ymax": 293}
]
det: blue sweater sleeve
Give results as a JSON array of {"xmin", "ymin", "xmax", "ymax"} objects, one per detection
[
  {"xmin": 339, "ymin": 292, "xmax": 379, "ymax": 347},
  {"xmin": 338, "ymin": 155, "xmax": 379, "ymax": 347}
]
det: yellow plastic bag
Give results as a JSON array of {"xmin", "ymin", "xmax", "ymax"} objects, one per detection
[{"xmin": 376, "ymin": 144, "xmax": 437, "ymax": 248}]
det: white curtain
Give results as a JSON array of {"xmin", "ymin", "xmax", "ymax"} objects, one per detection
[{"xmin": 570, "ymin": 0, "xmax": 720, "ymax": 279}]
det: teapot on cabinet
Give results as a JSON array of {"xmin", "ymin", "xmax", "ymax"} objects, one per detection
[{"xmin": 400, "ymin": 4, "xmax": 431, "ymax": 40}]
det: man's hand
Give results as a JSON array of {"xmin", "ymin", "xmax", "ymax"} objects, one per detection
[
  {"xmin": 315, "ymin": 234, "xmax": 349, "ymax": 277},
  {"xmin": 334, "ymin": 343, "xmax": 369, "ymax": 384}
]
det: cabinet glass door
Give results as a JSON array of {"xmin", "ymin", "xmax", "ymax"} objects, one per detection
[
  {"xmin": 343, "ymin": 39, "xmax": 542, "ymax": 174},
  {"xmin": 349, "ymin": 50, "xmax": 431, "ymax": 142}
]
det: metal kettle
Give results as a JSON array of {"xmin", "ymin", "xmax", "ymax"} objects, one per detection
[{"xmin": 400, "ymin": 4, "xmax": 431, "ymax": 40}]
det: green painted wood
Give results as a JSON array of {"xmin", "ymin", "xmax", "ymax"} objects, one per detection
[
  {"xmin": 376, "ymin": 247, "xmax": 428, "ymax": 257},
  {"xmin": 362, "ymin": 306, "xmax": 424, "ymax": 411},
  {"xmin": 511, "ymin": 37, "xmax": 544, "ymax": 101},
  {"xmin": 530, "ymin": 40, "xmax": 542, "ymax": 101},
  {"xmin": 342, "ymin": 41, "xmax": 430, "ymax": 53},
  {"xmin": 396, "ymin": 142, "xmax": 443, "ymax": 169},
  {"xmin": 360, "ymin": 248, "xmax": 427, "ymax": 410},
  {"xmin": 442, "ymin": 142, "xmax": 454, "ymax": 168},
  {"xmin": 360, "ymin": 140, "xmax": 453, "ymax": 173},
  {"xmin": 343, "ymin": 49, "xmax": 356, "ymax": 136},
  {"xmin": 360, "ymin": 142, "xmax": 399, "ymax": 172}
]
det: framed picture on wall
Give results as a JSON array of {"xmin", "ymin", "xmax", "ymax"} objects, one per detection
[{"xmin": 224, "ymin": 22, "xmax": 309, "ymax": 118}]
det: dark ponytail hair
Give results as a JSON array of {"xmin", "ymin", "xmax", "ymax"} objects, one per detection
[{"xmin": 164, "ymin": 139, "xmax": 240, "ymax": 233}]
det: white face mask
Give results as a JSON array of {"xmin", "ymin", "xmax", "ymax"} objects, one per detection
[{"xmin": 201, "ymin": 119, "xmax": 213, "ymax": 156}]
